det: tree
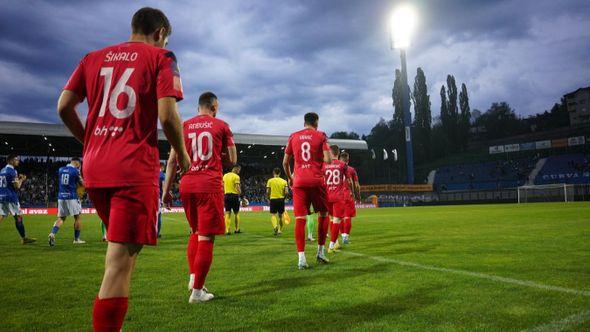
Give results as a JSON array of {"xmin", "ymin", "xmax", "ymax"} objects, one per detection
[
  {"xmin": 475, "ymin": 102, "xmax": 526, "ymax": 139},
  {"xmin": 446, "ymin": 75, "xmax": 458, "ymax": 148},
  {"xmin": 458, "ymin": 83, "xmax": 471, "ymax": 149},
  {"xmin": 440, "ymin": 85, "xmax": 449, "ymax": 137},
  {"xmin": 412, "ymin": 67, "xmax": 431, "ymax": 162},
  {"xmin": 330, "ymin": 131, "xmax": 360, "ymax": 140}
]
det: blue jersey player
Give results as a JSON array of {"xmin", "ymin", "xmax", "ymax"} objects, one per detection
[
  {"xmin": 48, "ymin": 157, "xmax": 85, "ymax": 246},
  {"xmin": 157, "ymin": 162, "xmax": 166, "ymax": 238},
  {"xmin": 0, "ymin": 154, "xmax": 36, "ymax": 244}
]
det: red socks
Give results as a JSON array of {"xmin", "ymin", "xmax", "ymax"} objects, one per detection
[
  {"xmin": 93, "ymin": 296, "xmax": 128, "ymax": 332},
  {"xmin": 317, "ymin": 216, "xmax": 329, "ymax": 246},
  {"xmin": 344, "ymin": 219, "xmax": 352, "ymax": 234},
  {"xmin": 187, "ymin": 233, "xmax": 199, "ymax": 274},
  {"xmin": 193, "ymin": 240, "xmax": 214, "ymax": 289},
  {"xmin": 330, "ymin": 221, "xmax": 340, "ymax": 243},
  {"xmin": 295, "ymin": 218, "xmax": 306, "ymax": 252}
]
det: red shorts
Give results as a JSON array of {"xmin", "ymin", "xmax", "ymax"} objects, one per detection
[
  {"xmin": 87, "ymin": 186, "xmax": 159, "ymax": 246},
  {"xmin": 292, "ymin": 185, "xmax": 328, "ymax": 217},
  {"xmin": 345, "ymin": 199, "xmax": 357, "ymax": 218},
  {"xmin": 327, "ymin": 201, "xmax": 347, "ymax": 219},
  {"xmin": 180, "ymin": 192, "xmax": 225, "ymax": 235}
]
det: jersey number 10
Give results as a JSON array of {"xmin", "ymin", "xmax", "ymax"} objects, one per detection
[{"xmin": 188, "ymin": 132, "xmax": 213, "ymax": 162}]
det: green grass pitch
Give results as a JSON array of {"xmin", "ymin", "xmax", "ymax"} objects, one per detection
[{"xmin": 1, "ymin": 202, "xmax": 589, "ymax": 331}]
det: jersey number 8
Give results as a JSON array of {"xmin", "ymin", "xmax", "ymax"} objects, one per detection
[{"xmin": 301, "ymin": 142, "xmax": 311, "ymax": 162}]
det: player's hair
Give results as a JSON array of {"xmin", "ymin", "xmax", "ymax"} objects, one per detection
[
  {"xmin": 131, "ymin": 7, "xmax": 172, "ymax": 37},
  {"xmin": 304, "ymin": 112, "xmax": 319, "ymax": 126},
  {"xmin": 198, "ymin": 92, "xmax": 218, "ymax": 110},
  {"xmin": 232, "ymin": 165, "xmax": 241, "ymax": 171},
  {"xmin": 330, "ymin": 145, "xmax": 340, "ymax": 157},
  {"xmin": 6, "ymin": 154, "xmax": 18, "ymax": 163},
  {"xmin": 273, "ymin": 167, "xmax": 281, "ymax": 175},
  {"xmin": 340, "ymin": 152, "xmax": 350, "ymax": 161},
  {"xmin": 71, "ymin": 157, "xmax": 81, "ymax": 163}
]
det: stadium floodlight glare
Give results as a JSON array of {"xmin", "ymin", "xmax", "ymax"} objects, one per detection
[{"xmin": 389, "ymin": 4, "xmax": 417, "ymax": 49}]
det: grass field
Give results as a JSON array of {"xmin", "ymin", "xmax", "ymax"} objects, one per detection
[{"xmin": 1, "ymin": 202, "xmax": 589, "ymax": 331}]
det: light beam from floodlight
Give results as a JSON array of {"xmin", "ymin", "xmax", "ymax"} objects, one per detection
[{"xmin": 390, "ymin": 4, "xmax": 417, "ymax": 50}]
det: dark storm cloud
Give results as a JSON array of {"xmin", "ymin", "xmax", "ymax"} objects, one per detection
[{"xmin": 0, "ymin": 0, "xmax": 588, "ymax": 134}]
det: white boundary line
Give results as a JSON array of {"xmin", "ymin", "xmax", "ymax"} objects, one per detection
[
  {"xmin": 165, "ymin": 214, "xmax": 590, "ymax": 298},
  {"xmin": 522, "ymin": 310, "xmax": 590, "ymax": 332},
  {"xmin": 341, "ymin": 251, "xmax": 590, "ymax": 297}
]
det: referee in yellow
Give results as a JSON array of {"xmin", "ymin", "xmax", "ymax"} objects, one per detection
[
  {"xmin": 223, "ymin": 165, "xmax": 242, "ymax": 235},
  {"xmin": 266, "ymin": 167, "xmax": 289, "ymax": 236}
]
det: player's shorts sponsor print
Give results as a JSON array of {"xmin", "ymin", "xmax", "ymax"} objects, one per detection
[
  {"xmin": 224, "ymin": 193, "xmax": 240, "ymax": 213},
  {"xmin": 345, "ymin": 199, "xmax": 356, "ymax": 218},
  {"xmin": 269, "ymin": 198, "xmax": 285, "ymax": 214},
  {"xmin": 87, "ymin": 186, "xmax": 159, "ymax": 246},
  {"xmin": 292, "ymin": 185, "xmax": 328, "ymax": 217},
  {"xmin": 57, "ymin": 199, "xmax": 82, "ymax": 217},
  {"xmin": 181, "ymin": 192, "xmax": 225, "ymax": 235},
  {"xmin": 0, "ymin": 202, "xmax": 21, "ymax": 216}
]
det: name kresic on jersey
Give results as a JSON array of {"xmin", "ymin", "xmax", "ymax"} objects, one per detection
[{"xmin": 188, "ymin": 122, "xmax": 213, "ymax": 130}]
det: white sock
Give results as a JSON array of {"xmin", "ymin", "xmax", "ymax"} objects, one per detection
[
  {"xmin": 317, "ymin": 245, "xmax": 324, "ymax": 254},
  {"xmin": 329, "ymin": 241, "xmax": 335, "ymax": 249},
  {"xmin": 298, "ymin": 252, "xmax": 306, "ymax": 260}
]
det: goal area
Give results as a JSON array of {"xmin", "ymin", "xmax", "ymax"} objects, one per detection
[{"xmin": 517, "ymin": 183, "xmax": 575, "ymax": 203}]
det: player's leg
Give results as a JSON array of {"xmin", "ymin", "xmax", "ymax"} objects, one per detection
[
  {"xmin": 328, "ymin": 202, "xmax": 344, "ymax": 253},
  {"xmin": 312, "ymin": 186, "xmax": 330, "ymax": 263},
  {"xmin": 306, "ymin": 213, "xmax": 315, "ymax": 241},
  {"xmin": 277, "ymin": 204, "xmax": 284, "ymax": 235},
  {"xmin": 157, "ymin": 209, "xmax": 162, "ymax": 238},
  {"xmin": 233, "ymin": 196, "xmax": 241, "ymax": 233},
  {"xmin": 73, "ymin": 214, "xmax": 85, "ymax": 244},
  {"xmin": 223, "ymin": 195, "xmax": 232, "ymax": 235},
  {"xmin": 189, "ymin": 192, "xmax": 225, "ymax": 303},
  {"xmin": 94, "ymin": 241, "xmax": 142, "ymax": 332},
  {"xmin": 101, "ymin": 221, "xmax": 107, "ymax": 242},
  {"xmin": 292, "ymin": 187, "xmax": 309, "ymax": 269},
  {"xmin": 181, "ymin": 193, "xmax": 199, "ymax": 291},
  {"xmin": 48, "ymin": 216, "xmax": 65, "ymax": 246},
  {"xmin": 92, "ymin": 185, "xmax": 158, "ymax": 330},
  {"xmin": 270, "ymin": 212, "xmax": 278, "ymax": 235},
  {"xmin": 14, "ymin": 204, "xmax": 36, "ymax": 244}
]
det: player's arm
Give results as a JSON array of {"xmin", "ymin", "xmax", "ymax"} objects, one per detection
[
  {"xmin": 162, "ymin": 148, "xmax": 178, "ymax": 208},
  {"xmin": 354, "ymin": 180, "xmax": 361, "ymax": 202},
  {"xmin": 235, "ymin": 180, "xmax": 241, "ymax": 195},
  {"xmin": 266, "ymin": 184, "xmax": 271, "ymax": 200},
  {"xmin": 158, "ymin": 97, "xmax": 190, "ymax": 174},
  {"xmin": 57, "ymin": 91, "xmax": 85, "ymax": 143},
  {"xmin": 283, "ymin": 153, "xmax": 293, "ymax": 185},
  {"xmin": 323, "ymin": 150, "xmax": 332, "ymax": 164},
  {"xmin": 13, "ymin": 174, "xmax": 26, "ymax": 189},
  {"xmin": 283, "ymin": 183, "xmax": 289, "ymax": 197}
]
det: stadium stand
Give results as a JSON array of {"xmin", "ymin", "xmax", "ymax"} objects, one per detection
[{"xmin": 534, "ymin": 153, "xmax": 590, "ymax": 184}]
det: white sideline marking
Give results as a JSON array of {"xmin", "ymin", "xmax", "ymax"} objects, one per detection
[
  {"xmin": 164, "ymin": 215, "xmax": 590, "ymax": 298},
  {"xmin": 522, "ymin": 310, "xmax": 590, "ymax": 332},
  {"xmin": 342, "ymin": 251, "xmax": 590, "ymax": 297}
]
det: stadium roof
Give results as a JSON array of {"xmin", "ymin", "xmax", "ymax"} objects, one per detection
[{"xmin": 0, "ymin": 121, "xmax": 368, "ymax": 150}]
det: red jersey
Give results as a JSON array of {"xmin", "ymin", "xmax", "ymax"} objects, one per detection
[
  {"xmin": 347, "ymin": 166, "xmax": 359, "ymax": 183},
  {"xmin": 179, "ymin": 115, "xmax": 234, "ymax": 194},
  {"xmin": 285, "ymin": 128, "xmax": 330, "ymax": 188},
  {"xmin": 64, "ymin": 42, "xmax": 183, "ymax": 188},
  {"xmin": 323, "ymin": 159, "xmax": 350, "ymax": 202}
]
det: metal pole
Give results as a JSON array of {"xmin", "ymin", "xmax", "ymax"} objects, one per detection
[{"xmin": 400, "ymin": 49, "xmax": 414, "ymax": 184}]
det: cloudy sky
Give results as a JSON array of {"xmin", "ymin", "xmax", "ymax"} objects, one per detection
[{"xmin": 0, "ymin": 0, "xmax": 589, "ymax": 136}]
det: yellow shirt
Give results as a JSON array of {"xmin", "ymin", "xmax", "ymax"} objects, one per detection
[
  {"xmin": 223, "ymin": 172, "xmax": 240, "ymax": 194},
  {"xmin": 267, "ymin": 177, "xmax": 288, "ymax": 199}
]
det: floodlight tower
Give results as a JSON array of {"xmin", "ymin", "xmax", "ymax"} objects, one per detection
[{"xmin": 390, "ymin": 4, "xmax": 417, "ymax": 184}]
